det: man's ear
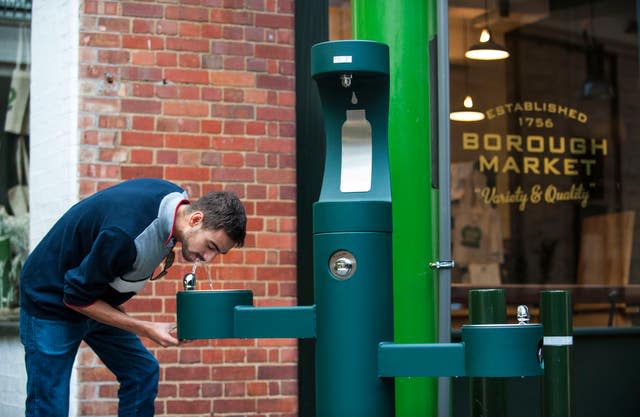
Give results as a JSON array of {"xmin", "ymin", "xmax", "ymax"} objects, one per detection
[{"xmin": 189, "ymin": 210, "xmax": 204, "ymax": 226}]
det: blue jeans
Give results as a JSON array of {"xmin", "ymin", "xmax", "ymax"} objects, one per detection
[{"xmin": 20, "ymin": 309, "xmax": 159, "ymax": 417}]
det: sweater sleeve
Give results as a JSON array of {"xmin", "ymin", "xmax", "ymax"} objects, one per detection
[{"xmin": 63, "ymin": 227, "xmax": 137, "ymax": 307}]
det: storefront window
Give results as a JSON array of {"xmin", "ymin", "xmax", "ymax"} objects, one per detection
[
  {"xmin": 329, "ymin": 0, "xmax": 640, "ymax": 328},
  {"xmin": 450, "ymin": 0, "xmax": 640, "ymax": 327},
  {"xmin": 0, "ymin": 2, "xmax": 31, "ymax": 315}
]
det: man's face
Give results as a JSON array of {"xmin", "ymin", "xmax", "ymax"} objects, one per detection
[{"xmin": 180, "ymin": 211, "xmax": 235, "ymax": 263}]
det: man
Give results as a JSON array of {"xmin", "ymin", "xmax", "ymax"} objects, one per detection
[{"xmin": 19, "ymin": 178, "xmax": 247, "ymax": 417}]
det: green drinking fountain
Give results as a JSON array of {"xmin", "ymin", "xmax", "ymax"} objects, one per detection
[{"xmin": 176, "ymin": 40, "xmax": 547, "ymax": 417}]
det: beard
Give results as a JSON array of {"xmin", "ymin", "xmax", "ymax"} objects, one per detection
[{"xmin": 180, "ymin": 229, "xmax": 203, "ymax": 263}]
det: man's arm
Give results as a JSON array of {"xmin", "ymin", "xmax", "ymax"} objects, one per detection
[{"xmin": 67, "ymin": 300, "xmax": 179, "ymax": 347}]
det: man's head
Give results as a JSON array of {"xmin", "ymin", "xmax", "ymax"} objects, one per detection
[{"xmin": 177, "ymin": 191, "xmax": 247, "ymax": 263}]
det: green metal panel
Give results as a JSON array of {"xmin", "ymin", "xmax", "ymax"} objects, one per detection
[
  {"xmin": 378, "ymin": 324, "xmax": 543, "ymax": 378},
  {"xmin": 176, "ymin": 290, "xmax": 253, "ymax": 340},
  {"xmin": 462, "ymin": 324, "xmax": 544, "ymax": 377},
  {"xmin": 314, "ymin": 231, "xmax": 394, "ymax": 417},
  {"xmin": 378, "ymin": 342, "xmax": 466, "ymax": 377},
  {"xmin": 351, "ymin": 1, "xmax": 438, "ymax": 416},
  {"xmin": 234, "ymin": 305, "xmax": 316, "ymax": 339}
]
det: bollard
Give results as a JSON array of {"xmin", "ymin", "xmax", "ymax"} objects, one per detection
[
  {"xmin": 468, "ymin": 289, "xmax": 507, "ymax": 417},
  {"xmin": 540, "ymin": 290, "xmax": 573, "ymax": 417}
]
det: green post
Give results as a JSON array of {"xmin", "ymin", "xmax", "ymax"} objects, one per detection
[
  {"xmin": 351, "ymin": 2, "xmax": 439, "ymax": 416},
  {"xmin": 312, "ymin": 40, "xmax": 394, "ymax": 417},
  {"xmin": 540, "ymin": 290, "xmax": 573, "ymax": 417},
  {"xmin": 468, "ymin": 289, "xmax": 507, "ymax": 417}
]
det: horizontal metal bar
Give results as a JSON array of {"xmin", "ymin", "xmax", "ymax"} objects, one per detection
[
  {"xmin": 234, "ymin": 305, "xmax": 316, "ymax": 339},
  {"xmin": 378, "ymin": 342, "xmax": 466, "ymax": 377}
]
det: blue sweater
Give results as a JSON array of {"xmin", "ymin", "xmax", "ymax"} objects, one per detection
[{"xmin": 20, "ymin": 178, "xmax": 188, "ymax": 321}]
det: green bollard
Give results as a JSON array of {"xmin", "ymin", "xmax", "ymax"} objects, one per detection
[
  {"xmin": 540, "ymin": 290, "xmax": 573, "ymax": 417},
  {"xmin": 468, "ymin": 289, "xmax": 507, "ymax": 417}
]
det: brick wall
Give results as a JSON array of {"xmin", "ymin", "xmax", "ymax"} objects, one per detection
[{"xmin": 76, "ymin": 1, "xmax": 297, "ymax": 416}]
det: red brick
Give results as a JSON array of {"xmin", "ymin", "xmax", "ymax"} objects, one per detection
[
  {"xmin": 82, "ymin": 33, "xmax": 120, "ymax": 47},
  {"xmin": 255, "ymin": 44, "xmax": 293, "ymax": 60},
  {"xmin": 202, "ymin": 23, "xmax": 223, "ymax": 38},
  {"xmin": 132, "ymin": 83, "xmax": 154, "ymax": 97},
  {"xmin": 122, "ymin": 3, "xmax": 163, "ymax": 18},
  {"xmin": 166, "ymin": 5, "xmax": 210, "ymax": 22},
  {"xmin": 211, "ymin": 366, "xmax": 256, "ymax": 380},
  {"xmin": 165, "ymin": 366, "xmax": 210, "ymax": 381},
  {"xmin": 155, "ymin": 51, "xmax": 177, "ymax": 66},
  {"xmin": 98, "ymin": 115, "xmax": 127, "ymax": 129},
  {"xmin": 201, "ymin": 119, "xmax": 222, "ymax": 133},
  {"xmin": 201, "ymin": 382, "xmax": 222, "ymax": 397},
  {"xmin": 132, "ymin": 19, "xmax": 153, "ymax": 34},
  {"xmin": 166, "ymin": 37, "xmax": 210, "ymax": 53},
  {"xmin": 124, "ymin": 298, "xmax": 162, "ymax": 312},
  {"xmin": 212, "ymin": 398, "xmax": 255, "ymax": 413},
  {"xmin": 257, "ymin": 74, "xmax": 294, "ymax": 90},
  {"xmin": 98, "ymin": 17, "xmax": 130, "ymax": 33},
  {"xmin": 166, "ymin": 399, "xmax": 212, "ymax": 414},
  {"xmin": 130, "ymin": 149, "xmax": 153, "ymax": 164},
  {"xmin": 178, "ymin": 22, "xmax": 201, "ymax": 38},
  {"xmin": 156, "ymin": 20, "xmax": 178, "ymax": 35},
  {"xmin": 210, "ymin": 9, "xmax": 251, "ymax": 25},
  {"xmin": 121, "ymin": 99, "xmax": 162, "ymax": 114},
  {"xmin": 122, "ymin": 66, "xmax": 162, "ymax": 81},
  {"xmin": 256, "ymin": 265, "xmax": 296, "ymax": 280},
  {"xmin": 210, "ymin": 167, "xmax": 254, "ymax": 182},
  {"xmin": 222, "ymin": 152, "xmax": 245, "ymax": 167},
  {"xmin": 132, "ymin": 115, "xmax": 154, "ymax": 130},
  {"xmin": 255, "ymin": 13, "xmax": 292, "ymax": 28},
  {"xmin": 178, "ymin": 53, "xmax": 200, "ymax": 68},
  {"xmin": 210, "ymin": 71, "xmax": 256, "ymax": 87},
  {"xmin": 98, "ymin": 50, "xmax": 130, "ymax": 64},
  {"xmin": 121, "ymin": 165, "xmax": 163, "ymax": 179},
  {"xmin": 223, "ymin": 120, "xmax": 245, "ymax": 134},
  {"xmin": 122, "ymin": 35, "xmax": 164, "ymax": 50},
  {"xmin": 121, "ymin": 131, "xmax": 163, "ymax": 147},
  {"xmin": 164, "ymin": 68, "xmax": 210, "ymax": 84},
  {"xmin": 84, "ymin": 0, "xmax": 98, "ymax": 14},
  {"xmin": 164, "ymin": 101, "xmax": 209, "ymax": 117},
  {"xmin": 179, "ymin": 349, "xmax": 202, "ymax": 364},
  {"xmin": 165, "ymin": 166, "xmax": 210, "ymax": 181},
  {"xmin": 212, "ymin": 136, "xmax": 256, "ymax": 151},
  {"xmin": 165, "ymin": 133, "xmax": 210, "ymax": 148},
  {"xmin": 212, "ymin": 104, "xmax": 254, "ymax": 119},
  {"xmin": 258, "ymin": 397, "xmax": 297, "ymax": 412}
]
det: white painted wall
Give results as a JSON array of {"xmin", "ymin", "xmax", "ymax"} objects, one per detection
[
  {"xmin": 30, "ymin": 0, "xmax": 80, "ymax": 247},
  {"xmin": 0, "ymin": 1, "xmax": 80, "ymax": 416}
]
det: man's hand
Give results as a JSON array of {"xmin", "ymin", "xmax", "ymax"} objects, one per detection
[
  {"xmin": 66, "ymin": 299, "xmax": 180, "ymax": 347},
  {"xmin": 144, "ymin": 321, "xmax": 180, "ymax": 347}
]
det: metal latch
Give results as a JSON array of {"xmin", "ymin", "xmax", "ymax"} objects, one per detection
[{"xmin": 428, "ymin": 260, "xmax": 455, "ymax": 270}]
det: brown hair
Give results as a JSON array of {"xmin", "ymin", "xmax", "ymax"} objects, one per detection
[{"xmin": 189, "ymin": 191, "xmax": 247, "ymax": 247}]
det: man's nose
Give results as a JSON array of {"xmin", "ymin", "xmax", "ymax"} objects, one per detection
[{"xmin": 203, "ymin": 251, "xmax": 218, "ymax": 263}]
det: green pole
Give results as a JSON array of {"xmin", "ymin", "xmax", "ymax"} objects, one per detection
[
  {"xmin": 540, "ymin": 290, "xmax": 573, "ymax": 417},
  {"xmin": 351, "ymin": 2, "xmax": 438, "ymax": 417},
  {"xmin": 468, "ymin": 289, "xmax": 507, "ymax": 417}
]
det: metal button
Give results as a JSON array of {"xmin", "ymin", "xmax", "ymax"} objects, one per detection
[{"xmin": 329, "ymin": 250, "xmax": 357, "ymax": 280}]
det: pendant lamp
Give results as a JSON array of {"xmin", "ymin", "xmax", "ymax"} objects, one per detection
[
  {"xmin": 465, "ymin": 0, "xmax": 509, "ymax": 60},
  {"xmin": 451, "ymin": 22, "xmax": 486, "ymax": 122}
]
